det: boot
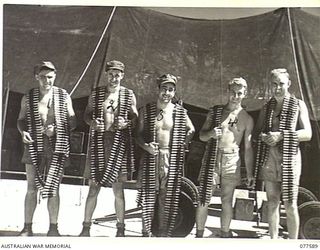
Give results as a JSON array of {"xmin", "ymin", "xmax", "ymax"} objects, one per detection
[
  {"xmin": 220, "ymin": 230, "xmax": 233, "ymax": 238},
  {"xmin": 79, "ymin": 222, "xmax": 91, "ymax": 237},
  {"xmin": 116, "ymin": 222, "xmax": 125, "ymax": 237},
  {"xmin": 47, "ymin": 223, "xmax": 61, "ymax": 236},
  {"xmin": 195, "ymin": 229, "xmax": 204, "ymax": 238},
  {"xmin": 142, "ymin": 230, "xmax": 153, "ymax": 237},
  {"xmin": 18, "ymin": 223, "xmax": 33, "ymax": 237}
]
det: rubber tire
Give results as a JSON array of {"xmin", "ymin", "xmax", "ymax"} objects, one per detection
[
  {"xmin": 152, "ymin": 191, "xmax": 196, "ymax": 237},
  {"xmin": 181, "ymin": 176, "xmax": 199, "ymax": 203},
  {"xmin": 298, "ymin": 201, "xmax": 320, "ymax": 239},
  {"xmin": 298, "ymin": 187, "xmax": 318, "ymax": 207}
]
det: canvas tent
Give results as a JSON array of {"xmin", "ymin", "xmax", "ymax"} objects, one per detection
[{"xmin": 2, "ymin": 5, "xmax": 320, "ymax": 195}]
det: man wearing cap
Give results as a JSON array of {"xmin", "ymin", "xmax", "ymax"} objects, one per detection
[
  {"xmin": 79, "ymin": 60, "xmax": 138, "ymax": 237},
  {"xmin": 17, "ymin": 61, "xmax": 76, "ymax": 236},
  {"xmin": 195, "ymin": 77, "xmax": 254, "ymax": 238},
  {"xmin": 254, "ymin": 69, "xmax": 312, "ymax": 239},
  {"xmin": 136, "ymin": 74, "xmax": 195, "ymax": 237}
]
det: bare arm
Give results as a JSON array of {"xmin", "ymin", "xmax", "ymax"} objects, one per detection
[
  {"xmin": 185, "ymin": 114, "xmax": 195, "ymax": 144},
  {"xmin": 83, "ymin": 94, "xmax": 104, "ymax": 132},
  {"xmin": 135, "ymin": 107, "xmax": 158, "ymax": 155},
  {"xmin": 297, "ymin": 100, "xmax": 312, "ymax": 142},
  {"xmin": 199, "ymin": 110, "xmax": 221, "ymax": 142},
  {"xmin": 17, "ymin": 95, "xmax": 34, "ymax": 144},
  {"xmin": 66, "ymin": 94, "xmax": 77, "ymax": 131},
  {"xmin": 17, "ymin": 95, "xmax": 27, "ymax": 134}
]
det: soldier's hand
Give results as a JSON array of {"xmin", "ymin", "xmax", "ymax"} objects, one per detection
[
  {"xmin": 146, "ymin": 142, "xmax": 159, "ymax": 155},
  {"xmin": 114, "ymin": 116, "xmax": 127, "ymax": 130},
  {"xmin": 212, "ymin": 127, "xmax": 222, "ymax": 139},
  {"xmin": 45, "ymin": 124, "xmax": 55, "ymax": 137},
  {"xmin": 246, "ymin": 176, "xmax": 255, "ymax": 189},
  {"xmin": 22, "ymin": 131, "xmax": 34, "ymax": 144},
  {"xmin": 92, "ymin": 118, "xmax": 105, "ymax": 132},
  {"xmin": 261, "ymin": 132, "xmax": 280, "ymax": 146}
]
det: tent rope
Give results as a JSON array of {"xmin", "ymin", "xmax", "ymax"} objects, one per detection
[{"xmin": 70, "ymin": 6, "xmax": 117, "ymax": 96}]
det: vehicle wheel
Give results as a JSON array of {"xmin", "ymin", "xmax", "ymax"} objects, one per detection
[
  {"xmin": 298, "ymin": 187, "xmax": 318, "ymax": 207},
  {"xmin": 152, "ymin": 191, "xmax": 196, "ymax": 237},
  {"xmin": 298, "ymin": 201, "xmax": 320, "ymax": 239},
  {"xmin": 181, "ymin": 176, "xmax": 199, "ymax": 204},
  {"xmin": 171, "ymin": 191, "xmax": 196, "ymax": 237}
]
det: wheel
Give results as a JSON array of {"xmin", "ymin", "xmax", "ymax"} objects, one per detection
[
  {"xmin": 298, "ymin": 201, "xmax": 320, "ymax": 239},
  {"xmin": 298, "ymin": 187, "xmax": 318, "ymax": 207},
  {"xmin": 152, "ymin": 191, "xmax": 196, "ymax": 237},
  {"xmin": 171, "ymin": 191, "xmax": 196, "ymax": 237},
  {"xmin": 181, "ymin": 176, "xmax": 199, "ymax": 204}
]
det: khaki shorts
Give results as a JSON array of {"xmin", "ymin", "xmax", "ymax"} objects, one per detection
[
  {"xmin": 22, "ymin": 134, "xmax": 55, "ymax": 163},
  {"xmin": 212, "ymin": 147, "xmax": 241, "ymax": 186},
  {"xmin": 156, "ymin": 148, "xmax": 170, "ymax": 191},
  {"xmin": 21, "ymin": 136, "xmax": 66, "ymax": 174},
  {"xmin": 260, "ymin": 146, "xmax": 301, "ymax": 184},
  {"xmin": 84, "ymin": 131, "xmax": 127, "ymax": 182}
]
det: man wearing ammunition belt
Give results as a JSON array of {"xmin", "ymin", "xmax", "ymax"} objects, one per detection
[
  {"xmin": 136, "ymin": 74, "xmax": 195, "ymax": 237},
  {"xmin": 195, "ymin": 77, "xmax": 254, "ymax": 238},
  {"xmin": 254, "ymin": 68, "xmax": 312, "ymax": 239},
  {"xmin": 17, "ymin": 61, "xmax": 76, "ymax": 236},
  {"xmin": 79, "ymin": 60, "xmax": 138, "ymax": 237}
]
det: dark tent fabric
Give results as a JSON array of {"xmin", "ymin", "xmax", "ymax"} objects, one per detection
[
  {"xmin": 3, "ymin": 5, "xmax": 112, "ymax": 98},
  {"xmin": 2, "ymin": 5, "xmax": 320, "ymax": 195},
  {"xmin": 3, "ymin": 6, "xmax": 320, "ymax": 118}
]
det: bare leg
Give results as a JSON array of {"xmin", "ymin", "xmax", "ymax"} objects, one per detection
[
  {"xmin": 283, "ymin": 200, "xmax": 299, "ymax": 239},
  {"xmin": 195, "ymin": 185, "xmax": 217, "ymax": 236},
  {"xmin": 47, "ymin": 192, "xmax": 60, "ymax": 224},
  {"xmin": 220, "ymin": 181, "xmax": 237, "ymax": 234},
  {"xmin": 112, "ymin": 182, "xmax": 125, "ymax": 224},
  {"xmin": 83, "ymin": 180, "xmax": 101, "ymax": 223},
  {"xmin": 24, "ymin": 164, "xmax": 38, "ymax": 224},
  {"xmin": 265, "ymin": 181, "xmax": 281, "ymax": 239}
]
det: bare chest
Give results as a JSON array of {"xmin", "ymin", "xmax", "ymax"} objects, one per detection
[
  {"xmin": 102, "ymin": 92, "xmax": 119, "ymax": 115},
  {"xmin": 155, "ymin": 109, "xmax": 174, "ymax": 131}
]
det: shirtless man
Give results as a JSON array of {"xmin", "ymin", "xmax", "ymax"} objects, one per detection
[
  {"xmin": 254, "ymin": 68, "xmax": 312, "ymax": 239},
  {"xmin": 17, "ymin": 61, "xmax": 76, "ymax": 236},
  {"xmin": 79, "ymin": 60, "xmax": 138, "ymax": 237},
  {"xmin": 136, "ymin": 74, "xmax": 195, "ymax": 237},
  {"xmin": 195, "ymin": 77, "xmax": 254, "ymax": 238}
]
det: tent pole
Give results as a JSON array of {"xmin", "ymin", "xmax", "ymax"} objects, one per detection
[
  {"xmin": 70, "ymin": 6, "xmax": 117, "ymax": 96},
  {"xmin": 287, "ymin": 7, "xmax": 305, "ymax": 102},
  {"xmin": 2, "ymin": 83, "xmax": 10, "ymax": 138}
]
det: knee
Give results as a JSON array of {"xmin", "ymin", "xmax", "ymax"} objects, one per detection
[
  {"xmin": 87, "ymin": 185, "xmax": 100, "ymax": 198},
  {"xmin": 221, "ymin": 193, "xmax": 233, "ymax": 205},
  {"xmin": 113, "ymin": 183, "xmax": 124, "ymax": 200},
  {"xmin": 26, "ymin": 184, "xmax": 37, "ymax": 196},
  {"xmin": 113, "ymin": 189, "xmax": 124, "ymax": 200},
  {"xmin": 284, "ymin": 201, "xmax": 298, "ymax": 215}
]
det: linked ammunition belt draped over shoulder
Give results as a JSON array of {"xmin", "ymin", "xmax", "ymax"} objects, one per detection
[
  {"xmin": 255, "ymin": 96, "xmax": 299, "ymax": 202},
  {"xmin": 89, "ymin": 86, "xmax": 135, "ymax": 186},
  {"xmin": 198, "ymin": 105, "xmax": 223, "ymax": 206},
  {"xmin": 137, "ymin": 102, "xmax": 187, "ymax": 236},
  {"xmin": 26, "ymin": 86, "xmax": 69, "ymax": 198}
]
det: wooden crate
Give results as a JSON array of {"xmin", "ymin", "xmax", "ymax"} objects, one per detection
[{"xmin": 234, "ymin": 198, "xmax": 255, "ymax": 221}]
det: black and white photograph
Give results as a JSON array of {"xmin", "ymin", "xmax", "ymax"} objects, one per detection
[{"xmin": 1, "ymin": 0, "xmax": 320, "ymax": 249}]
